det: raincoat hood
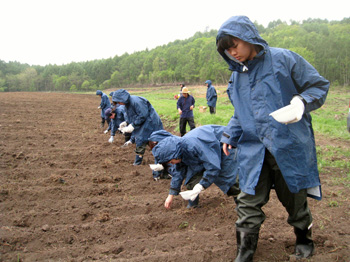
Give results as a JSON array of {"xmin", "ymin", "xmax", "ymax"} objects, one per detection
[
  {"xmin": 216, "ymin": 16, "xmax": 268, "ymax": 71},
  {"xmin": 149, "ymin": 130, "xmax": 173, "ymax": 143},
  {"xmin": 205, "ymin": 80, "xmax": 212, "ymax": 86},
  {"xmin": 109, "ymin": 91, "xmax": 114, "ymax": 97},
  {"xmin": 112, "ymin": 89, "xmax": 130, "ymax": 103},
  {"xmin": 96, "ymin": 90, "xmax": 102, "ymax": 96},
  {"xmin": 152, "ymin": 136, "xmax": 182, "ymax": 164}
]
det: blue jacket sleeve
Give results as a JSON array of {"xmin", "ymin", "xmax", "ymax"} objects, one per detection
[
  {"xmin": 288, "ymin": 51, "xmax": 329, "ymax": 112},
  {"xmin": 176, "ymin": 97, "xmax": 182, "ymax": 110},
  {"xmin": 169, "ymin": 163, "xmax": 187, "ymax": 195},
  {"xmin": 220, "ymin": 113, "xmax": 242, "ymax": 147}
]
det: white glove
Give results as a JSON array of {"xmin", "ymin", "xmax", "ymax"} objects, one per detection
[
  {"xmin": 269, "ymin": 96, "xmax": 305, "ymax": 124},
  {"xmin": 104, "ymin": 129, "xmax": 109, "ymax": 134},
  {"xmin": 108, "ymin": 136, "xmax": 114, "ymax": 143},
  {"xmin": 98, "ymin": 106, "xmax": 101, "ymax": 109},
  {"xmin": 179, "ymin": 183, "xmax": 204, "ymax": 201},
  {"xmin": 121, "ymin": 124, "xmax": 134, "ymax": 134},
  {"xmin": 119, "ymin": 121, "xmax": 127, "ymax": 129},
  {"xmin": 121, "ymin": 140, "xmax": 132, "ymax": 147},
  {"xmin": 149, "ymin": 164, "xmax": 164, "ymax": 171}
]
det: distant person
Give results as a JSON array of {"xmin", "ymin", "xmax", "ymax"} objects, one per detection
[
  {"xmin": 151, "ymin": 125, "xmax": 240, "ymax": 209},
  {"xmin": 205, "ymin": 80, "xmax": 217, "ymax": 114},
  {"xmin": 179, "ymin": 83, "xmax": 186, "ymax": 97},
  {"xmin": 216, "ymin": 16, "xmax": 330, "ymax": 261},
  {"xmin": 112, "ymin": 89, "xmax": 163, "ymax": 165},
  {"xmin": 177, "ymin": 87, "xmax": 195, "ymax": 137},
  {"xmin": 96, "ymin": 90, "xmax": 111, "ymax": 128}
]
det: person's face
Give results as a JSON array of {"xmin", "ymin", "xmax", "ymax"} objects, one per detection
[
  {"xmin": 183, "ymin": 93, "xmax": 188, "ymax": 98},
  {"xmin": 148, "ymin": 141, "xmax": 158, "ymax": 150},
  {"xmin": 118, "ymin": 102, "xmax": 125, "ymax": 105},
  {"xmin": 168, "ymin": 159, "xmax": 181, "ymax": 164},
  {"xmin": 226, "ymin": 38, "xmax": 257, "ymax": 62}
]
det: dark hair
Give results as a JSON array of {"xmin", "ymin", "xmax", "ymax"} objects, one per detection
[
  {"xmin": 218, "ymin": 35, "xmax": 263, "ymax": 56},
  {"xmin": 217, "ymin": 35, "xmax": 238, "ymax": 55}
]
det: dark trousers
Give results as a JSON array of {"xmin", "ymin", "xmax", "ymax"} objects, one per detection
[
  {"xmin": 236, "ymin": 149, "xmax": 312, "ymax": 231},
  {"xmin": 124, "ymin": 132, "xmax": 132, "ymax": 142},
  {"xmin": 209, "ymin": 106, "xmax": 216, "ymax": 114},
  {"xmin": 186, "ymin": 170, "xmax": 204, "ymax": 190},
  {"xmin": 135, "ymin": 143, "xmax": 148, "ymax": 156},
  {"xmin": 179, "ymin": 117, "xmax": 195, "ymax": 137},
  {"xmin": 101, "ymin": 117, "xmax": 110, "ymax": 125}
]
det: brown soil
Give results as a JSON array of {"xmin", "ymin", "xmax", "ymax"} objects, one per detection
[{"xmin": 0, "ymin": 92, "xmax": 349, "ymax": 262}]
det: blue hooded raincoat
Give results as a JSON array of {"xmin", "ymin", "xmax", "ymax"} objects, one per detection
[
  {"xmin": 112, "ymin": 89, "xmax": 163, "ymax": 146},
  {"xmin": 216, "ymin": 16, "xmax": 329, "ymax": 196},
  {"xmin": 152, "ymin": 125, "xmax": 238, "ymax": 195},
  {"xmin": 96, "ymin": 90, "xmax": 111, "ymax": 119},
  {"xmin": 205, "ymin": 80, "xmax": 217, "ymax": 107},
  {"xmin": 149, "ymin": 130, "xmax": 173, "ymax": 142}
]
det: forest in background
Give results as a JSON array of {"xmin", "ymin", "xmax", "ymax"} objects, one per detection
[{"xmin": 0, "ymin": 17, "xmax": 349, "ymax": 92}]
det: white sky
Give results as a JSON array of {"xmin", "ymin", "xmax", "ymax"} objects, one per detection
[{"xmin": 1, "ymin": 0, "xmax": 349, "ymax": 66}]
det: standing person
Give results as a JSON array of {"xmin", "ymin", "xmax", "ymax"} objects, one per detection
[
  {"xmin": 151, "ymin": 125, "xmax": 240, "ymax": 209},
  {"xmin": 112, "ymin": 89, "xmax": 163, "ymax": 165},
  {"xmin": 96, "ymin": 90, "xmax": 111, "ymax": 128},
  {"xmin": 177, "ymin": 87, "xmax": 195, "ymax": 137},
  {"xmin": 216, "ymin": 16, "xmax": 329, "ymax": 261},
  {"xmin": 205, "ymin": 80, "xmax": 217, "ymax": 114}
]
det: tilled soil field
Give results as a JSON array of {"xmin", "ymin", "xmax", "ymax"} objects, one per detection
[{"xmin": 0, "ymin": 92, "xmax": 349, "ymax": 261}]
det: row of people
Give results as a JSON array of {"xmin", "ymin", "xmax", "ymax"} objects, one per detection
[{"xmin": 96, "ymin": 15, "xmax": 329, "ymax": 262}]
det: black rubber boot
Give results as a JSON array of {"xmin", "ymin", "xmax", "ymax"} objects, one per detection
[
  {"xmin": 294, "ymin": 227, "xmax": 314, "ymax": 259},
  {"xmin": 186, "ymin": 195, "xmax": 199, "ymax": 209},
  {"xmin": 235, "ymin": 227, "xmax": 259, "ymax": 262},
  {"xmin": 133, "ymin": 155, "xmax": 143, "ymax": 166}
]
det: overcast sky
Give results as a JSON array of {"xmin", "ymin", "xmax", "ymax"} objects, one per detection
[{"xmin": 1, "ymin": 0, "xmax": 349, "ymax": 66}]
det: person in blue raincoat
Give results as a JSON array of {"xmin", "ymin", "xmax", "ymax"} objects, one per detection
[
  {"xmin": 102, "ymin": 91, "xmax": 116, "ymax": 134},
  {"xmin": 177, "ymin": 87, "xmax": 196, "ymax": 136},
  {"xmin": 96, "ymin": 90, "xmax": 111, "ymax": 128},
  {"xmin": 104, "ymin": 105, "xmax": 132, "ymax": 144},
  {"xmin": 148, "ymin": 130, "xmax": 174, "ymax": 181},
  {"xmin": 112, "ymin": 89, "xmax": 163, "ymax": 165},
  {"xmin": 151, "ymin": 125, "xmax": 240, "ymax": 209},
  {"xmin": 205, "ymin": 80, "xmax": 217, "ymax": 114},
  {"xmin": 216, "ymin": 16, "xmax": 329, "ymax": 261}
]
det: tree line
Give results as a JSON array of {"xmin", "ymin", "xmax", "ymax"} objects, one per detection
[{"xmin": 0, "ymin": 17, "xmax": 349, "ymax": 92}]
